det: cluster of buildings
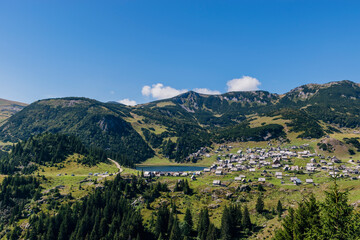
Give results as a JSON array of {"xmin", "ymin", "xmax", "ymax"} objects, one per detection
[{"xmin": 142, "ymin": 144, "xmax": 360, "ymax": 187}]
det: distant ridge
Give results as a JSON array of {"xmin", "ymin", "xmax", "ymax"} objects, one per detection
[
  {"xmin": 0, "ymin": 98, "xmax": 27, "ymax": 124},
  {"xmin": 0, "ymin": 98, "xmax": 27, "ymax": 106}
]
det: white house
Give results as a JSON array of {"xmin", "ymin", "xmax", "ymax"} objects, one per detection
[
  {"xmin": 306, "ymin": 179, "xmax": 314, "ymax": 184},
  {"xmin": 213, "ymin": 180, "xmax": 221, "ymax": 186}
]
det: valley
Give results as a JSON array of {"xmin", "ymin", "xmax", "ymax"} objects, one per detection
[{"xmin": 1, "ymin": 80, "xmax": 360, "ymax": 239}]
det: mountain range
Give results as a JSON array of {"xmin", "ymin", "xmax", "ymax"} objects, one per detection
[{"xmin": 1, "ymin": 80, "xmax": 360, "ymax": 165}]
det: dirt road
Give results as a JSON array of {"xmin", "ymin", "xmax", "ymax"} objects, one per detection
[{"xmin": 108, "ymin": 158, "xmax": 122, "ymax": 173}]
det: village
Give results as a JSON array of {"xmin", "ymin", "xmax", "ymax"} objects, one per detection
[{"xmin": 142, "ymin": 144, "xmax": 360, "ymax": 187}]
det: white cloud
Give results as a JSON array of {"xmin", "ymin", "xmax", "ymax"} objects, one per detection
[
  {"xmin": 141, "ymin": 83, "xmax": 188, "ymax": 100},
  {"xmin": 193, "ymin": 88, "xmax": 221, "ymax": 95},
  {"xmin": 118, "ymin": 98, "xmax": 137, "ymax": 106},
  {"xmin": 110, "ymin": 90, "xmax": 115, "ymax": 95},
  {"xmin": 226, "ymin": 76, "xmax": 261, "ymax": 92},
  {"xmin": 141, "ymin": 85, "xmax": 151, "ymax": 96}
]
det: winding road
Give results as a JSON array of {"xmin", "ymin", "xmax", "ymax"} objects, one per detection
[{"xmin": 108, "ymin": 158, "xmax": 122, "ymax": 174}]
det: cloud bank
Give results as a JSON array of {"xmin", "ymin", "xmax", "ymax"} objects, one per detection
[
  {"xmin": 142, "ymin": 83, "xmax": 188, "ymax": 100},
  {"xmin": 118, "ymin": 98, "xmax": 137, "ymax": 106},
  {"xmin": 226, "ymin": 76, "xmax": 261, "ymax": 92}
]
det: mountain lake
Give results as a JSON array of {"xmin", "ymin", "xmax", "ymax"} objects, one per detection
[{"xmin": 135, "ymin": 166, "xmax": 206, "ymax": 172}]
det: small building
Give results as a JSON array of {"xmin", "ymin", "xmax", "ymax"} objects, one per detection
[
  {"xmin": 213, "ymin": 180, "xmax": 221, "ymax": 186},
  {"xmin": 144, "ymin": 171, "xmax": 153, "ymax": 178},
  {"xmin": 305, "ymin": 179, "xmax": 314, "ymax": 184},
  {"xmin": 234, "ymin": 177, "xmax": 242, "ymax": 181},
  {"xmin": 258, "ymin": 178, "xmax": 266, "ymax": 182},
  {"xmin": 273, "ymin": 159, "xmax": 281, "ymax": 165},
  {"xmin": 293, "ymin": 179, "xmax": 302, "ymax": 185},
  {"xmin": 215, "ymin": 170, "xmax": 223, "ymax": 175}
]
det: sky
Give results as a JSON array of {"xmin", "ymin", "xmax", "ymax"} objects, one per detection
[{"xmin": 1, "ymin": 0, "xmax": 360, "ymax": 105}]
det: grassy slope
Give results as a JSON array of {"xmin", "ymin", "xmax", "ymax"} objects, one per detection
[
  {"xmin": 140, "ymin": 163, "xmax": 358, "ymax": 239},
  {"xmin": 36, "ymin": 154, "xmax": 119, "ymax": 197}
]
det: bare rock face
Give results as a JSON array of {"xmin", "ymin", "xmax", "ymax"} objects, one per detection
[
  {"xmin": 98, "ymin": 115, "xmax": 128, "ymax": 134},
  {"xmin": 318, "ymin": 137, "xmax": 348, "ymax": 154}
]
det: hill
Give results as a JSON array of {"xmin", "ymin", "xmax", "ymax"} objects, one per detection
[
  {"xmin": 0, "ymin": 98, "xmax": 27, "ymax": 125},
  {"xmin": 1, "ymin": 80, "xmax": 360, "ymax": 165},
  {"xmin": 0, "ymin": 98, "xmax": 154, "ymax": 165}
]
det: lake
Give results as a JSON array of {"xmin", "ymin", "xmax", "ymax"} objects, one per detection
[{"xmin": 135, "ymin": 166, "xmax": 206, "ymax": 172}]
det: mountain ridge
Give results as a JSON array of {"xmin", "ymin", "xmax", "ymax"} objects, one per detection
[{"xmin": 1, "ymin": 80, "xmax": 360, "ymax": 165}]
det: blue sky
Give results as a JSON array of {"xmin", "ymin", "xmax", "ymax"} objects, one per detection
[{"xmin": 0, "ymin": 0, "xmax": 360, "ymax": 104}]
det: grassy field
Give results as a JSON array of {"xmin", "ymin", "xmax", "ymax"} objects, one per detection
[{"xmin": 36, "ymin": 155, "xmax": 119, "ymax": 197}]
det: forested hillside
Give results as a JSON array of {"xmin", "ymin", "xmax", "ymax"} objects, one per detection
[
  {"xmin": 0, "ymin": 98, "xmax": 154, "ymax": 164},
  {"xmin": 0, "ymin": 133, "xmax": 109, "ymax": 174},
  {"xmin": 1, "ymin": 80, "xmax": 360, "ymax": 165}
]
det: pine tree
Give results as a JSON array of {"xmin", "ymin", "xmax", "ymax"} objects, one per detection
[
  {"xmin": 155, "ymin": 204, "xmax": 170, "ymax": 238},
  {"xmin": 197, "ymin": 208, "xmax": 210, "ymax": 240},
  {"xmin": 321, "ymin": 179, "xmax": 353, "ymax": 239},
  {"xmin": 169, "ymin": 217, "xmax": 182, "ymax": 240},
  {"xmin": 277, "ymin": 200, "xmax": 283, "ymax": 218},
  {"xmin": 45, "ymin": 219, "xmax": 56, "ymax": 240},
  {"xmin": 220, "ymin": 206, "xmax": 232, "ymax": 240},
  {"xmin": 256, "ymin": 194, "xmax": 264, "ymax": 214},
  {"xmin": 182, "ymin": 208, "xmax": 193, "ymax": 237},
  {"xmin": 168, "ymin": 210, "xmax": 175, "ymax": 236},
  {"xmin": 293, "ymin": 202, "xmax": 310, "ymax": 239},
  {"xmin": 229, "ymin": 204, "xmax": 242, "ymax": 233},
  {"xmin": 258, "ymin": 184, "xmax": 265, "ymax": 191},
  {"xmin": 242, "ymin": 206, "xmax": 252, "ymax": 230},
  {"xmin": 206, "ymin": 223, "xmax": 218, "ymax": 240},
  {"xmin": 274, "ymin": 208, "xmax": 295, "ymax": 240}
]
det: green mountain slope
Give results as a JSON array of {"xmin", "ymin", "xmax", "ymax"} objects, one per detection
[
  {"xmin": 280, "ymin": 80, "xmax": 360, "ymax": 128},
  {"xmin": 0, "ymin": 98, "xmax": 154, "ymax": 164},
  {"xmin": 1, "ymin": 80, "xmax": 360, "ymax": 165}
]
